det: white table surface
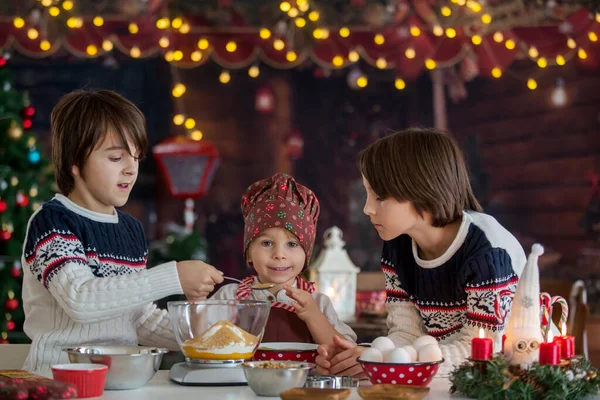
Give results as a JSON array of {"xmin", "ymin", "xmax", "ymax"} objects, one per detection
[{"xmin": 94, "ymin": 370, "xmax": 463, "ymax": 399}]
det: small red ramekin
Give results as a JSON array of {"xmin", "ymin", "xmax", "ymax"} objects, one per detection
[{"xmin": 51, "ymin": 363, "xmax": 108, "ymax": 398}]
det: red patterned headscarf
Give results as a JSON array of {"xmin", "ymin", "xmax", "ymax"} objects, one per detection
[{"xmin": 241, "ymin": 173, "xmax": 320, "ymax": 267}]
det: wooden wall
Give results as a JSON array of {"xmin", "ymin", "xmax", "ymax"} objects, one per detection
[
  {"xmin": 448, "ymin": 62, "xmax": 600, "ymax": 265},
  {"xmin": 291, "ymin": 70, "xmax": 432, "ymax": 270},
  {"xmin": 153, "ymin": 65, "xmax": 294, "ymax": 240}
]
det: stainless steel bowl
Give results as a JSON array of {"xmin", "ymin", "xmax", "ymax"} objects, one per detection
[
  {"xmin": 62, "ymin": 345, "xmax": 168, "ymax": 390},
  {"xmin": 304, "ymin": 375, "xmax": 361, "ymax": 389},
  {"xmin": 242, "ymin": 360, "xmax": 314, "ymax": 396}
]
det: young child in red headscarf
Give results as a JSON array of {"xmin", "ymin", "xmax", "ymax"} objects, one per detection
[{"xmin": 211, "ymin": 173, "xmax": 356, "ymax": 345}]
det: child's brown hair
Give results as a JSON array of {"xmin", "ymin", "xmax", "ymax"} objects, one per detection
[
  {"xmin": 51, "ymin": 89, "xmax": 147, "ymax": 195},
  {"xmin": 358, "ymin": 127, "xmax": 482, "ymax": 227}
]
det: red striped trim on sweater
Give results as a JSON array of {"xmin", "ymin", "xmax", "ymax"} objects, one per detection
[
  {"xmin": 381, "ymin": 265, "xmax": 398, "ymax": 275},
  {"xmin": 465, "ymin": 277, "xmax": 518, "ymax": 292},
  {"xmin": 385, "ymin": 288, "xmax": 410, "ymax": 299},
  {"xmin": 86, "ymin": 252, "xmax": 146, "ymax": 268},
  {"xmin": 418, "ymin": 304, "xmax": 468, "ymax": 312},
  {"xmin": 466, "ymin": 311, "xmax": 501, "ymax": 324},
  {"xmin": 26, "ymin": 233, "xmax": 80, "ymax": 263},
  {"xmin": 465, "ymin": 279, "xmax": 517, "ymax": 292}
]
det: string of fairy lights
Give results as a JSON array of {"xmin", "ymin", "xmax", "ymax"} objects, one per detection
[
  {"xmin": 6, "ymin": 0, "xmax": 600, "ymax": 137},
  {"xmin": 170, "ymin": 70, "xmax": 204, "ymax": 142}
]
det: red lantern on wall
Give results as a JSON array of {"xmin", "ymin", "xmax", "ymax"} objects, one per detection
[
  {"xmin": 152, "ymin": 137, "xmax": 220, "ymax": 199},
  {"xmin": 255, "ymin": 86, "xmax": 275, "ymax": 114},
  {"xmin": 153, "ymin": 136, "xmax": 220, "ymax": 233}
]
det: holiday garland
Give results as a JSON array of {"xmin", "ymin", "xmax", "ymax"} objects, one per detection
[
  {"xmin": 450, "ymin": 354, "xmax": 599, "ymax": 400},
  {"xmin": 523, "ymin": 0, "xmax": 600, "ymax": 12}
]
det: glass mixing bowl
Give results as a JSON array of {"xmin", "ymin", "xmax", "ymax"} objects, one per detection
[{"xmin": 167, "ymin": 300, "xmax": 271, "ymax": 364}]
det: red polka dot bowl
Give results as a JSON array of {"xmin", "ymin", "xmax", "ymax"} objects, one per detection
[
  {"xmin": 357, "ymin": 358, "xmax": 444, "ymax": 387},
  {"xmin": 253, "ymin": 342, "xmax": 318, "ymax": 363}
]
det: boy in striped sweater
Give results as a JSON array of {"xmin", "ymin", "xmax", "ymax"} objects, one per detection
[
  {"xmin": 315, "ymin": 128, "xmax": 526, "ymax": 376},
  {"xmin": 21, "ymin": 89, "xmax": 224, "ymax": 372}
]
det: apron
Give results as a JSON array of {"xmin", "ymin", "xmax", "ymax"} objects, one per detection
[{"xmin": 236, "ymin": 275, "xmax": 316, "ymax": 344}]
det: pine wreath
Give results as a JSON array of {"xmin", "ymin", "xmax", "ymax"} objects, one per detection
[{"xmin": 450, "ymin": 354, "xmax": 599, "ymax": 400}]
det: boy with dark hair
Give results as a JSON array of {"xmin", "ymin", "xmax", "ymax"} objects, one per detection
[
  {"xmin": 22, "ymin": 89, "xmax": 223, "ymax": 372},
  {"xmin": 316, "ymin": 128, "xmax": 526, "ymax": 376}
]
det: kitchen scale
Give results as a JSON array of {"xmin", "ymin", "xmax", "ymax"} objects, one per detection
[{"xmin": 169, "ymin": 358, "xmax": 248, "ymax": 386}]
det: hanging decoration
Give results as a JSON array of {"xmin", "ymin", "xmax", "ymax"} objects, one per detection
[
  {"xmin": 4, "ymin": 298, "xmax": 18, "ymax": 312},
  {"xmin": 255, "ymin": 86, "xmax": 275, "ymax": 114},
  {"xmin": 7, "ymin": 121, "xmax": 22, "ymax": 141},
  {"xmin": 10, "ymin": 262, "xmax": 20, "ymax": 278},
  {"xmin": 0, "ymin": 0, "xmax": 598, "ymax": 90},
  {"xmin": 286, "ymin": 129, "xmax": 304, "ymax": 160}
]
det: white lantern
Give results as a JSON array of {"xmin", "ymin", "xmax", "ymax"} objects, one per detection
[{"xmin": 309, "ymin": 226, "xmax": 360, "ymax": 322}]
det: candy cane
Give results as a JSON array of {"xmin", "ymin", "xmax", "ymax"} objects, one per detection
[
  {"xmin": 539, "ymin": 292, "xmax": 551, "ymax": 325},
  {"xmin": 495, "ymin": 291, "xmax": 551, "ymax": 326},
  {"xmin": 550, "ymin": 296, "xmax": 569, "ymax": 336},
  {"xmin": 495, "ymin": 289, "xmax": 514, "ymax": 324},
  {"xmin": 540, "ymin": 292, "xmax": 552, "ymax": 340}
]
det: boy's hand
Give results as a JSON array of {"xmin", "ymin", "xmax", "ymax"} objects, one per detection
[
  {"xmin": 176, "ymin": 260, "xmax": 224, "ymax": 301},
  {"xmin": 284, "ymin": 285, "xmax": 320, "ymax": 321},
  {"xmin": 315, "ymin": 336, "xmax": 366, "ymax": 377}
]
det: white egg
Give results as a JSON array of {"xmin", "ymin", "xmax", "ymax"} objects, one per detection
[
  {"xmin": 400, "ymin": 345, "xmax": 418, "ymax": 362},
  {"xmin": 384, "ymin": 347, "xmax": 412, "ymax": 363},
  {"xmin": 418, "ymin": 344, "xmax": 443, "ymax": 362},
  {"xmin": 412, "ymin": 335, "xmax": 438, "ymax": 351},
  {"xmin": 371, "ymin": 336, "xmax": 395, "ymax": 353},
  {"xmin": 361, "ymin": 348, "xmax": 383, "ymax": 363}
]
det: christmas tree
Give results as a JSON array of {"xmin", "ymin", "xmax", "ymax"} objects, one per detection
[{"xmin": 0, "ymin": 57, "xmax": 55, "ymax": 343}]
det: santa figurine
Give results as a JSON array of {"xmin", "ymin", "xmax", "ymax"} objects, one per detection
[{"xmin": 503, "ymin": 244, "xmax": 545, "ymax": 368}]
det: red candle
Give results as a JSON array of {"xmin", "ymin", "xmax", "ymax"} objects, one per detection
[
  {"xmin": 554, "ymin": 324, "xmax": 575, "ymax": 359},
  {"xmin": 501, "ymin": 334, "xmax": 506, "ymax": 353},
  {"xmin": 472, "ymin": 328, "xmax": 493, "ymax": 360},
  {"xmin": 539, "ymin": 331, "xmax": 560, "ymax": 365}
]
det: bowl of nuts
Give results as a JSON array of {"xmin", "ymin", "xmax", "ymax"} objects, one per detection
[{"xmin": 241, "ymin": 360, "xmax": 315, "ymax": 396}]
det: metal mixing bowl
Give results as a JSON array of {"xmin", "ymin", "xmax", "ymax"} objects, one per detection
[
  {"xmin": 62, "ymin": 345, "xmax": 168, "ymax": 390},
  {"xmin": 242, "ymin": 361, "xmax": 314, "ymax": 396}
]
